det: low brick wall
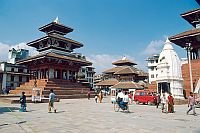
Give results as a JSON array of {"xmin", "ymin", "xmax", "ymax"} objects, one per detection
[{"xmin": 174, "ymin": 99, "xmax": 188, "ymax": 105}]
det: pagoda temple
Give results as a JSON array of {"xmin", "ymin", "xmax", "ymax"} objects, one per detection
[
  {"xmin": 10, "ymin": 18, "xmax": 92, "ymax": 99},
  {"xmin": 95, "ymin": 57, "xmax": 148, "ymax": 92},
  {"xmin": 169, "ymin": 1, "xmax": 200, "ymax": 97}
]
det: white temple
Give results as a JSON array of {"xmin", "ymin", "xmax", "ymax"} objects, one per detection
[{"xmin": 156, "ymin": 38, "xmax": 184, "ymax": 99}]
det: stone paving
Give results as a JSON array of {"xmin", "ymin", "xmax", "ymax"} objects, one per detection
[{"xmin": 0, "ymin": 97, "xmax": 200, "ymax": 133}]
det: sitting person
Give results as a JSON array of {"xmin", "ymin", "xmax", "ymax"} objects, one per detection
[
  {"xmin": 121, "ymin": 92, "xmax": 129, "ymax": 110},
  {"xmin": 116, "ymin": 90, "xmax": 124, "ymax": 104}
]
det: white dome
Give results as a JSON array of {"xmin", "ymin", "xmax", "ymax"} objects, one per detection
[{"xmin": 157, "ymin": 38, "xmax": 182, "ymax": 79}]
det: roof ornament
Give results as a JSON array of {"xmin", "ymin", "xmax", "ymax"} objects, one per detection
[
  {"xmin": 53, "ymin": 16, "xmax": 59, "ymax": 24},
  {"xmin": 165, "ymin": 37, "xmax": 170, "ymax": 43},
  {"xmin": 122, "ymin": 56, "xmax": 127, "ymax": 60}
]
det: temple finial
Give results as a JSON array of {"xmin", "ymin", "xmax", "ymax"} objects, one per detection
[{"xmin": 54, "ymin": 17, "xmax": 59, "ymax": 24}]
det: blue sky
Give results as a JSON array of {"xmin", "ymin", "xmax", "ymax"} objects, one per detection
[{"xmin": 0, "ymin": 0, "xmax": 199, "ymax": 73}]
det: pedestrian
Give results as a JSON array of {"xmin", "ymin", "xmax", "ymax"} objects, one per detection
[
  {"xmin": 128, "ymin": 92, "xmax": 133, "ymax": 104},
  {"xmin": 94, "ymin": 94, "xmax": 98, "ymax": 103},
  {"xmin": 19, "ymin": 92, "xmax": 27, "ymax": 112},
  {"xmin": 87, "ymin": 91, "xmax": 91, "ymax": 100},
  {"xmin": 98, "ymin": 91, "xmax": 103, "ymax": 103},
  {"xmin": 48, "ymin": 89, "xmax": 56, "ymax": 113},
  {"xmin": 156, "ymin": 93, "xmax": 161, "ymax": 108},
  {"xmin": 161, "ymin": 93, "xmax": 167, "ymax": 113},
  {"xmin": 167, "ymin": 93, "xmax": 174, "ymax": 113},
  {"xmin": 187, "ymin": 92, "xmax": 197, "ymax": 115}
]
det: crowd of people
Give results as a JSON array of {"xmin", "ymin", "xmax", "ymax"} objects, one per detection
[{"xmin": 18, "ymin": 89, "xmax": 198, "ymax": 116}]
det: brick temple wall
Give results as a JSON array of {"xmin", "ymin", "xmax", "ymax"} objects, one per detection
[{"xmin": 182, "ymin": 59, "xmax": 200, "ymax": 97}]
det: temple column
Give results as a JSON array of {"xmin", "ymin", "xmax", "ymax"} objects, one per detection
[
  {"xmin": 67, "ymin": 70, "xmax": 69, "ymax": 80},
  {"xmin": 49, "ymin": 68, "xmax": 54, "ymax": 79},
  {"xmin": 60, "ymin": 69, "xmax": 63, "ymax": 79},
  {"xmin": 38, "ymin": 70, "xmax": 40, "ymax": 79}
]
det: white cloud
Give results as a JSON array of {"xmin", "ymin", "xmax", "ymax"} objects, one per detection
[
  {"xmin": 0, "ymin": 42, "xmax": 38, "ymax": 61},
  {"xmin": 0, "ymin": 42, "xmax": 11, "ymax": 61},
  {"xmin": 142, "ymin": 40, "xmax": 164, "ymax": 56},
  {"xmin": 11, "ymin": 42, "xmax": 38, "ymax": 56}
]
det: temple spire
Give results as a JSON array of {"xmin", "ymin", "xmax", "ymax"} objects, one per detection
[{"xmin": 54, "ymin": 16, "xmax": 59, "ymax": 24}]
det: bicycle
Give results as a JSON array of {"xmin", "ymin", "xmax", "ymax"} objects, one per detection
[{"xmin": 114, "ymin": 101, "xmax": 129, "ymax": 112}]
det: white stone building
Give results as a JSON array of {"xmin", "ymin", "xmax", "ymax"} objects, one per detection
[
  {"xmin": 0, "ymin": 62, "xmax": 29, "ymax": 93},
  {"xmin": 79, "ymin": 66, "xmax": 95, "ymax": 89},
  {"xmin": 156, "ymin": 38, "xmax": 184, "ymax": 99},
  {"xmin": 146, "ymin": 54, "xmax": 159, "ymax": 83}
]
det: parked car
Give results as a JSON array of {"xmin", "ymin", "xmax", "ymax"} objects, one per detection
[{"xmin": 134, "ymin": 90, "xmax": 157, "ymax": 105}]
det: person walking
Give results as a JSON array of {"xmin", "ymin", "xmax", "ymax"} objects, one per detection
[
  {"xmin": 161, "ymin": 93, "xmax": 167, "ymax": 113},
  {"xmin": 187, "ymin": 92, "xmax": 197, "ymax": 115},
  {"xmin": 167, "ymin": 93, "xmax": 174, "ymax": 113},
  {"xmin": 48, "ymin": 89, "xmax": 56, "ymax": 113},
  {"xmin": 87, "ymin": 91, "xmax": 91, "ymax": 100},
  {"xmin": 128, "ymin": 92, "xmax": 133, "ymax": 104},
  {"xmin": 98, "ymin": 91, "xmax": 103, "ymax": 103},
  {"xmin": 19, "ymin": 92, "xmax": 27, "ymax": 112},
  {"xmin": 94, "ymin": 94, "xmax": 98, "ymax": 103},
  {"xmin": 156, "ymin": 93, "xmax": 161, "ymax": 108}
]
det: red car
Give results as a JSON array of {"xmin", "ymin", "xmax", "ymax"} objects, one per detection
[{"xmin": 134, "ymin": 90, "xmax": 157, "ymax": 105}]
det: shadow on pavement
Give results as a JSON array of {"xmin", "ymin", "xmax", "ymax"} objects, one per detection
[{"xmin": 0, "ymin": 107, "xmax": 20, "ymax": 114}]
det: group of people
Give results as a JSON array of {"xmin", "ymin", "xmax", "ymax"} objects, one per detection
[
  {"xmin": 116, "ymin": 90, "xmax": 130, "ymax": 110},
  {"xmin": 87, "ymin": 90, "xmax": 104, "ymax": 103},
  {"xmin": 19, "ymin": 89, "xmax": 197, "ymax": 116},
  {"xmin": 156, "ymin": 91, "xmax": 197, "ymax": 115},
  {"xmin": 156, "ymin": 92, "xmax": 175, "ymax": 113},
  {"xmin": 19, "ymin": 89, "xmax": 57, "ymax": 113}
]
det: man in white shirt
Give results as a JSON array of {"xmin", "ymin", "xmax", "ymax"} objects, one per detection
[
  {"xmin": 122, "ymin": 92, "xmax": 129, "ymax": 110},
  {"xmin": 116, "ymin": 90, "xmax": 124, "ymax": 103}
]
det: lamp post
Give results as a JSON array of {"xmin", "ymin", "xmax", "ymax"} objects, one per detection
[{"xmin": 184, "ymin": 43, "xmax": 193, "ymax": 92}]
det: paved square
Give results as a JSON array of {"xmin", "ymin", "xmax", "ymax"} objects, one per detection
[{"xmin": 0, "ymin": 97, "xmax": 200, "ymax": 133}]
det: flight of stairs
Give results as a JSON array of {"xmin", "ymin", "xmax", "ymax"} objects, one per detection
[{"xmin": 10, "ymin": 79, "xmax": 91, "ymax": 99}]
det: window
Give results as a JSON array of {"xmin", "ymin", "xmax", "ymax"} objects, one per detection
[
  {"xmin": 151, "ymin": 74, "xmax": 154, "ymax": 78},
  {"xmin": 18, "ymin": 68, "xmax": 23, "ymax": 73},
  {"xmin": 19, "ymin": 76, "xmax": 22, "ymax": 82},
  {"xmin": 11, "ymin": 68, "xmax": 14, "ymax": 72},
  {"xmin": 11, "ymin": 75, "xmax": 14, "ymax": 81}
]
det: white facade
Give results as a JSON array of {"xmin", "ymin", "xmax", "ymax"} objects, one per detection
[
  {"xmin": 147, "ymin": 55, "xmax": 159, "ymax": 83},
  {"xmin": 80, "ymin": 66, "xmax": 95, "ymax": 88},
  {"xmin": 156, "ymin": 38, "xmax": 184, "ymax": 99},
  {"xmin": 0, "ymin": 62, "xmax": 29, "ymax": 93}
]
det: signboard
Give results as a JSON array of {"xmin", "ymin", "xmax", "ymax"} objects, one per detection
[{"xmin": 32, "ymin": 88, "xmax": 42, "ymax": 102}]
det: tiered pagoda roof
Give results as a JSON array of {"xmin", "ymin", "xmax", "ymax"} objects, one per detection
[
  {"xmin": 103, "ymin": 66, "xmax": 147, "ymax": 76},
  {"xmin": 169, "ymin": 6, "xmax": 200, "ymax": 49},
  {"xmin": 95, "ymin": 78, "xmax": 119, "ymax": 86},
  {"xmin": 16, "ymin": 18, "xmax": 92, "ymax": 66},
  {"xmin": 16, "ymin": 52, "xmax": 91, "ymax": 66},
  {"xmin": 27, "ymin": 18, "xmax": 83, "ymax": 52},
  {"xmin": 112, "ymin": 56, "xmax": 137, "ymax": 66},
  {"xmin": 181, "ymin": 8, "xmax": 200, "ymax": 28},
  {"xmin": 39, "ymin": 21, "xmax": 73, "ymax": 35},
  {"xmin": 111, "ymin": 81, "xmax": 143, "ymax": 89}
]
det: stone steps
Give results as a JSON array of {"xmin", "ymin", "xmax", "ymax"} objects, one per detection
[
  {"xmin": 44, "ymin": 94, "xmax": 94, "ymax": 99},
  {"xmin": 9, "ymin": 78, "xmax": 91, "ymax": 99},
  {"xmin": 42, "ymin": 90, "xmax": 90, "ymax": 95}
]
